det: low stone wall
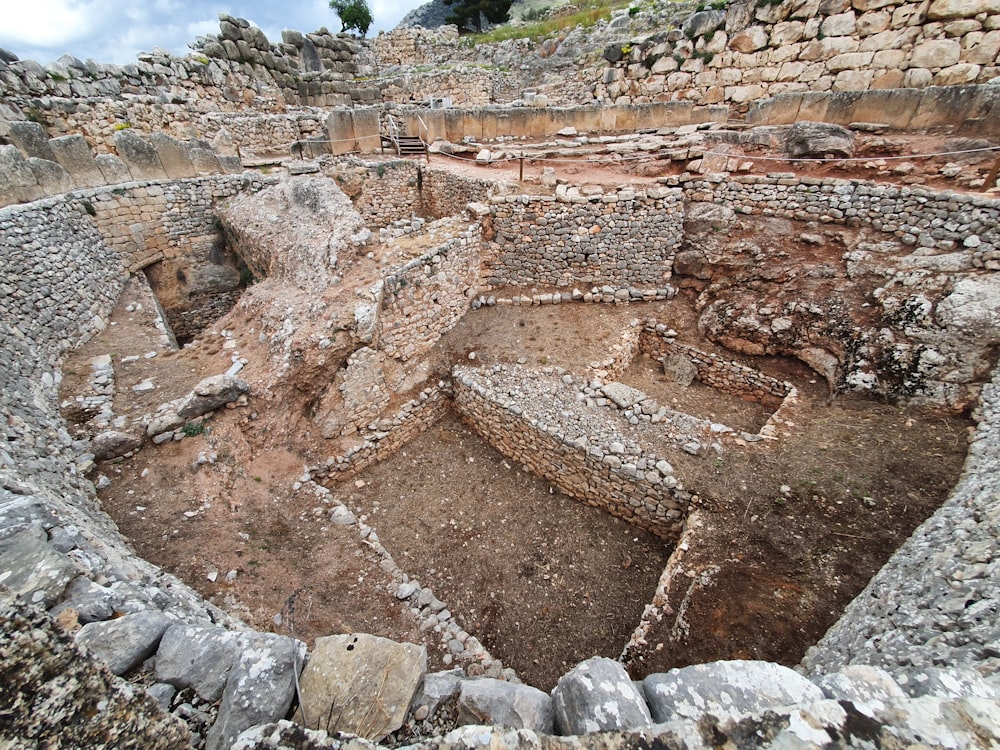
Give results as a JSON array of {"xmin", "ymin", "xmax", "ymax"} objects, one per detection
[
  {"xmin": 379, "ymin": 220, "xmax": 482, "ymax": 362},
  {"xmin": 452, "ymin": 365, "xmax": 690, "ymax": 540},
  {"xmin": 350, "ymin": 160, "xmax": 495, "ymax": 232},
  {"xmin": 680, "ymin": 174, "xmax": 1000, "ymax": 265},
  {"xmin": 309, "ymin": 386, "xmax": 450, "ymax": 482},
  {"xmin": 481, "ymin": 186, "xmax": 683, "ymax": 289},
  {"xmin": 640, "ymin": 326, "xmax": 791, "ymax": 402}
]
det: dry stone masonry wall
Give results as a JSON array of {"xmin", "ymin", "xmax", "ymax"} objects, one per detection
[
  {"xmin": 482, "ymin": 186, "xmax": 683, "ymax": 290},
  {"xmin": 595, "ymin": 0, "xmax": 1000, "ymax": 107},
  {"xmin": 452, "ymin": 365, "xmax": 691, "ymax": 539}
]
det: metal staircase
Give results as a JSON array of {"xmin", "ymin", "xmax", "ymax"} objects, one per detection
[{"xmin": 380, "ymin": 114, "xmax": 429, "ymax": 160}]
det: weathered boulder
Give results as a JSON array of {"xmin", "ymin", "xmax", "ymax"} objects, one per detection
[
  {"xmin": 457, "ymin": 678, "xmax": 554, "ymax": 733},
  {"xmin": 683, "ymin": 10, "xmax": 726, "ymax": 39},
  {"xmin": 0, "ymin": 144, "xmax": 43, "ymax": 205},
  {"xmin": 7, "ymin": 121, "xmax": 57, "ymax": 161},
  {"xmin": 76, "ymin": 610, "xmax": 174, "ymax": 675},
  {"xmin": 95, "ymin": 153, "xmax": 133, "ymax": 184},
  {"xmin": 149, "ymin": 133, "xmax": 196, "ymax": 179},
  {"xmin": 113, "ymin": 129, "xmax": 167, "ymax": 181},
  {"xmin": 816, "ymin": 665, "xmax": 907, "ymax": 708},
  {"xmin": 642, "ymin": 660, "xmax": 825, "ymax": 724},
  {"xmin": 662, "ymin": 353, "xmax": 698, "ymax": 386},
  {"xmin": 154, "ymin": 623, "xmax": 243, "ymax": 702},
  {"xmin": 295, "ymin": 633, "xmax": 426, "ymax": 741},
  {"xmin": 682, "ymin": 201, "xmax": 737, "ymax": 236},
  {"xmin": 206, "ymin": 632, "xmax": 306, "ymax": 750},
  {"xmin": 92, "ymin": 430, "xmax": 142, "ymax": 461},
  {"xmin": 177, "ymin": 374, "xmax": 250, "ymax": 419},
  {"xmin": 552, "ymin": 657, "xmax": 652, "ymax": 735},
  {"xmin": 27, "ymin": 157, "xmax": 74, "ymax": 194},
  {"xmin": 413, "ymin": 668, "xmax": 464, "ymax": 719},
  {"xmin": 49, "ymin": 134, "xmax": 106, "ymax": 188},
  {"xmin": 783, "ymin": 121, "xmax": 855, "ymax": 158},
  {"xmin": 0, "ymin": 532, "xmax": 78, "ymax": 608},
  {"xmin": 0, "ymin": 592, "xmax": 190, "ymax": 747}
]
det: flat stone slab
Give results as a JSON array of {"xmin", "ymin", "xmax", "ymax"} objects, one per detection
[
  {"xmin": 295, "ymin": 633, "xmax": 426, "ymax": 741},
  {"xmin": 552, "ymin": 656, "xmax": 651, "ymax": 735},
  {"xmin": 642, "ymin": 660, "xmax": 825, "ymax": 724},
  {"xmin": 601, "ymin": 382, "xmax": 647, "ymax": 409}
]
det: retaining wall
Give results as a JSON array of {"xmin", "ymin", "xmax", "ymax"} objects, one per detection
[
  {"xmin": 379, "ymin": 219, "xmax": 483, "ymax": 362},
  {"xmin": 481, "ymin": 186, "xmax": 684, "ymax": 289},
  {"xmin": 452, "ymin": 366, "xmax": 690, "ymax": 540}
]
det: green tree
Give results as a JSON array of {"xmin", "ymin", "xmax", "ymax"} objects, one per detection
[
  {"xmin": 443, "ymin": 0, "xmax": 513, "ymax": 33},
  {"xmin": 329, "ymin": 0, "xmax": 373, "ymax": 34}
]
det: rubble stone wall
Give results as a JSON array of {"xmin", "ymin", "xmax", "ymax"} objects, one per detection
[
  {"xmin": 595, "ymin": 0, "xmax": 1000, "ymax": 109},
  {"xmin": 482, "ymin": 187, "xmax": 684, "ymax": 289},
  {"xmin": 452, "ymin": 366, "xmax": 688, "ymax": 540},
  {"xmin": 680, "ymin": 173, "xmax": 1000, "ymax": 266},
  {"xmin": 379, "ymin": 222, "xmax": 483, "ymax": 362},
  {"xmin": 639, "ymin": 326, "xmax": 792, "ymax": 402}
]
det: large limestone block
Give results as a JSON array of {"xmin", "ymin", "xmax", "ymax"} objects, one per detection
[
  {"xmin": 149, "ymin": 133, "xmax": 196, "ymax": 178},
  {"xmin": 295, "ymin": 634, "xmax": 427, "ymax": 741},
  {"xmin": 0, "ymin": 144, "xmax": 43, "ymax": 205},
  {"xmin": 0, "ymin": 533, "xmax": 77, "ymax": 608},
  {"xmin": 154, "ymin": 623, "xmax": 243, "ymax": 702},
  {"xmin": 7, "ymin": 120, "xmax": 56, "ymax": 161},
  {"xmin": 76, "ymin": 610, "xmax": 174, "ymax": 675},
  {"xmin": 48, "ymin": 134, "xmax": 105, "ymax": 188},
  {"xmin": 928, "ymin": 0, "xmax": 1000, "ymax": 18},
  {"xmin": 113, "ymin": 129, "xmax": 167, "ymax": 181},
  {"xmin": 911, "ymin": 39, "xmax": 961, "ymax": 68},
  {"xmin": 551, "ymin": 657, "xmax": 652, "ymax": 735},
  {"xmin": 642, "ymin": 660, "xmax": 825, "ymax": 723},
  {"xmin": 729, "ymin": 26, "xmax": 769, "ymax": 52},
  {"xmin": 935, "ymin": 276, "xmax": 1000, "ymax": 340},
  {"xmin": 95, "ymin": 153, "xmax": 133, "ymax": 184},
  {"xmin": 206, "ymin": 633, "xmax": 305, "ymax": 750},
  {"xmin": 816, "ymin": 665, "xmax": 907, "ymax": 708},
  {"xmin": 457, "ymin": 678, "xmax": 554, "ymax": 733},
  {"xmin": 27, "ymin": 157, "xmax": 73, "ymax": 194}
]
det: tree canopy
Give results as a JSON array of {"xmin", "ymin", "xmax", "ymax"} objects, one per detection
[
  {"xmin": 442, "ymin": 0, "xmax": 513, "ymax": 33},
  {"xmin": 329, "ymin": 0, "xmax": 373, "ymax": 35}
]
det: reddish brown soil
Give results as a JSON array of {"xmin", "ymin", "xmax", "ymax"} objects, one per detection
[{"xmin": 59, "ymin": 148, "xmax": 975, "ymax": 694}]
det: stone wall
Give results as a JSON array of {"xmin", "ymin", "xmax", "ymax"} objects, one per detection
[
  {"xmin": 309, "ymin": 386, "xmax": 450, "ymax": 481},
  {"xmin": 481, "ymin": 186, "xmax": 683, "ymax": 289},
  {"xmin": 674, "ymin": 171, "xmax": 1000, "ymax": 410},
  {"xmin": 350, "ymin": 160, "xmax": 495, "ymax": 231},
  {"xmin": 594, "ymin": 0, "xmax": 1000, "ymax": 108},
  {"xmin": 379, "ymin": 220, "xmax": 483, "ymax": 361},
  {"xmin": 452, "ymin": 365, "xmax": 690, "ymax": 540},
  {"xmin": 639, "ymin": 326, "xmax": 792, "ymax": 402}
]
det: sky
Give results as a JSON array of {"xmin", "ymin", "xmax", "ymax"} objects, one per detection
[{"xmin": 0, "ymin": 0, "xmax": 424, "ymax": 66}]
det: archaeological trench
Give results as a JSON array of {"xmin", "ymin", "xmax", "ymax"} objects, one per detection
[{"xmin": 3, "ymin": 0, "xmax": 1000, "ymax": 747}]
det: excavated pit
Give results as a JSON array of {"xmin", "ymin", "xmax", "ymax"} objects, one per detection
[{"xmin": 62, "ymin": 161, "xmax": 978, "ymax": 695}]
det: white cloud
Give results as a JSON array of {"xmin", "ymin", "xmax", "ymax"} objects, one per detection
[{"xmin": 0, "ymin": 0, "xmax": 100, "ymax": 48}]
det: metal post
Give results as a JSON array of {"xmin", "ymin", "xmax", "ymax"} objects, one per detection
[
  {"xmin": 519, "ymin": 156, "xmax": 524, "ymax": 182},
  {"xmin": 984, "ymin": 153, "xmax": 1000, "ymax": 191}
]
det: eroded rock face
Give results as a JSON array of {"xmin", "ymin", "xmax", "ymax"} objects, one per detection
[
  {"xmin": 783, "ymin": 121, "xmax": 856, "ymax": 158},
  {"xmin": 551, "ymin": 657, "xmax": 652, "ymax": 735}
]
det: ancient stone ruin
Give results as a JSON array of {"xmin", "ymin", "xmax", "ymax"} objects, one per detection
[{"xmin": 2, "ymin": 0, "xmax": 1000, "ymax": 747}]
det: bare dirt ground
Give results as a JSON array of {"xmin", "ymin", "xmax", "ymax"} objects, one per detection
[
  {"xmin": 63, "ymin": 288, "xmax": 971, "ymax": 691},
  {"xmin": 58, "ymin": 147, "xmax": 975, "ymax": 696}
]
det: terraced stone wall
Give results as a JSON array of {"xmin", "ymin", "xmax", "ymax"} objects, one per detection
[
  {"xmin": 481, "ymin": 187, "xmax": 684, "ymax": 289},
  {"xmin": 452, "ymin": 366, "xmax": 689, "ymax": 540}
]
